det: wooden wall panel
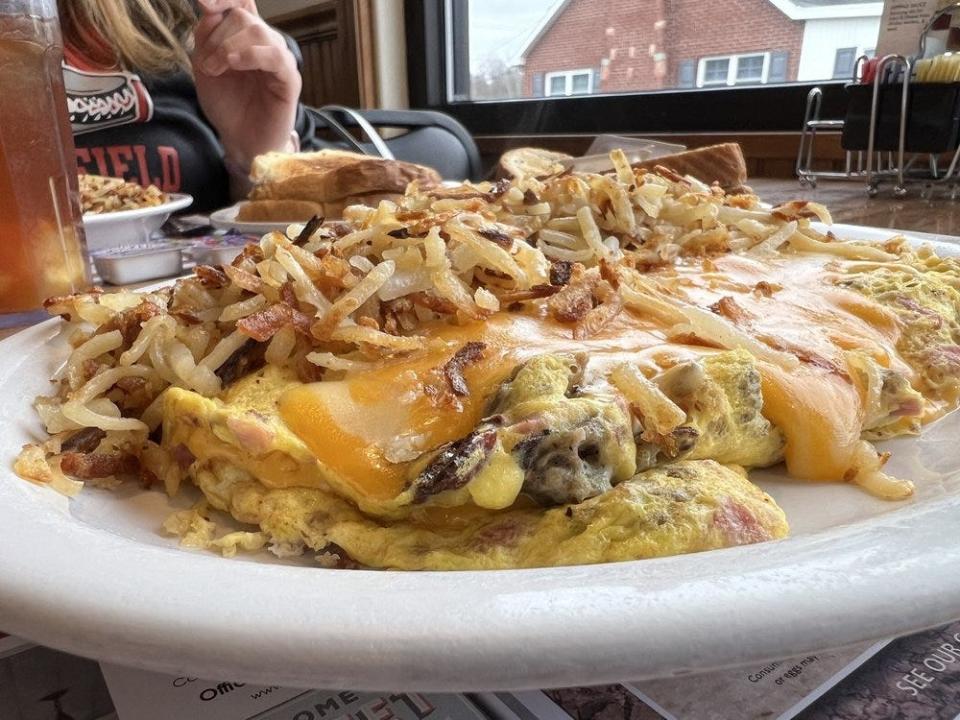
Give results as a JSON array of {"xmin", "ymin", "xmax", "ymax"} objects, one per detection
[
  {"xmin": 354, "ymin": 0, "xmax": 378, "ymax": 108},
  {"xmin": 272, "ymin": 1, "xmax": 363, "ymax": 108}
]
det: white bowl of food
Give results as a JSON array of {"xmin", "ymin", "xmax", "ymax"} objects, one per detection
[{"xmin": 79, "ymin": 174, "xmax": 193, "ymax": 252}]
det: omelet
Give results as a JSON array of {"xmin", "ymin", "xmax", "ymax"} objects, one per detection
[
  {"xmin": 161, "ymin": 312, "xmax": 793, "ymax": 568},
  {"xmin": 159, "ymin": 242, "xmax": 960, "ymax": 570},
  {"xmin": 163, "ymin": 338, "xmax": 785, "ymax": 516},
  {"xmin": 836, "ymin": 256, "xmax": 960, "ymax": 418},
  {"xmin": 189, "ymin": 457, "xmax": 786, "ymax": 570},
  {"xmin": 657, "ymin": 349, "xmax": 783, "ymax": 468}
]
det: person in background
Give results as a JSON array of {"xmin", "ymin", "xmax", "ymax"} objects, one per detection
[{"xmin": 60, "ymin": 0, "xmax": 307, "ymax": 211}]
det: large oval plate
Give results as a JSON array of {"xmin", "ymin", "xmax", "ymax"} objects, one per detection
[{"xmin": 0, "ymin": 224, "xmax": 958, "ymax": 691}]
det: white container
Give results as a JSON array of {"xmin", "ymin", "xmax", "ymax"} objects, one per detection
[
  {"xmin": 192, "ymin": 243, "xmax": 244, "ymax": 266},
  {"xmin": 91, "ymin": 243, "xmax": 183, "ymax": 285},
  {"xmin": 82, "ymin": 193, "xmax": 193, "ymax": 252}
]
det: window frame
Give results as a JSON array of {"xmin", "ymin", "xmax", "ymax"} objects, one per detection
[
  {"xmin": 405, "ymin": 0, "xmax": 853, "ymax": 136},
  {"xmin": 733, "ymin": 53, "xmax": 768, "ymax": 84},
  {"xmin": 699, "ymin": 58, "xmax": 732, "ymax": 87},
  {"xmin": 833, "ymin": 47, "xmax": 859, "ymax": 79},
  {"xmin": 544, "ymin": 68, "xmax": 595, "ymax": 97},
  {"xmin": 696, "ymin": 53, "xmax": 770, "ymax": 88}
]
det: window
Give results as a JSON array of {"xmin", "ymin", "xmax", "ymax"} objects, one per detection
[
  {"xmin": 696, "ymin": 53, "xmax": 769, "ymax": 87},
  {"xmin": 406, "ymin": 2, "xmax": 879, "ymax": 135},
  {"xmin": 545, "ymin": 69, "xmax": 593, "ymax": 97},
  {"xmin": 701, "ymin": 58, "xmax": 730, "ymax": 86},
  {"xmin": 735, "ymin": 54, "xmax": 766, "ymax": 84},
  {"xmin": 450, "ymin": 0, "xmax": 881, "ymax": 101},
  {"xmin": 570, "ymin": 72, "xmax": 591, "ymax": 94},
  {"xmin": 833, "ymin": 47, "xmax": 858, "ymax": 79}
]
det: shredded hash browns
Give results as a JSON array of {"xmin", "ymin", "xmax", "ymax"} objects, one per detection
[{"xmin": 79, "ymin": 174, "xmax": 168, "ymax": 214}]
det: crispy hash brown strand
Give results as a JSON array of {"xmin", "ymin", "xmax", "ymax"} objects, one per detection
[
  {"xmin": 15, "ymin": 151, "xmax": 959, "ymax": 531},
  {"xmin": 443, "ymin": 341, "xmax": 487, "ymax": 396}
]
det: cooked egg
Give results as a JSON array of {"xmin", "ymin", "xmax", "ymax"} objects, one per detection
[
  {"xmin": 159, "ymin": 248, "xmax": 960, "ymax": 569},
  {"xmin": 191, "ymin": 457, "xmax": 787, "ymax": 570}
]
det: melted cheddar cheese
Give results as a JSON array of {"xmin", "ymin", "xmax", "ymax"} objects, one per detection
[
  {"xmin": 275, "ymin": 252, "xmax": 917, "ymax": 500},
  {"xmin": 278, "ymin": 313, "xmax": 674, "ymax": 501}
]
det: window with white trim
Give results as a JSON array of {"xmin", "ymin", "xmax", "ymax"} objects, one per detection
[
  {"xmin": 544, "ymin": 69, "xmax": 593, "ymax": 97},
  {"xmin": 701, "ymin": 58, "xmax": 730, "ymax": 86},
  {"xmin": 696, "ymin": 53, "xmax": 770, "ymax": 87},
  {"xmin": 736, "ymin": 54, "xmax": 766, "ymax": 83}
]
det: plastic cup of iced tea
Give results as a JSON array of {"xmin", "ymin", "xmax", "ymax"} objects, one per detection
[{"xmin": 0, "ymin": 0, "xmax": 88, "ymax": 328}]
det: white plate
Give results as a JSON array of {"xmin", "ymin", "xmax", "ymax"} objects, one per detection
[
  {"xmin": 209, "ymin": 203, "xmax": 296, "ymax": 235},
  {"xmin": 82, "ymin": 194, "xmax": 193, "ymax": 252},
  {"xmin": 1, "ymin": 225, "xmax": 959, "ymax": 692}
]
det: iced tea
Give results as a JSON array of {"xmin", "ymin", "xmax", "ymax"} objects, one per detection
[{"xmin": 0, "ymin": 4, "xmax": 87, "ymax": 323}]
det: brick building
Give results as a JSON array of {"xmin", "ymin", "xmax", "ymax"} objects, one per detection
[{"xmin": 519, "ymin": 0, "xmax": 880, "ymax": 97}]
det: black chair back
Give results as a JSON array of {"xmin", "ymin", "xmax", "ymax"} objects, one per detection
[
  {"xmin": 278, "ymin": 29, "xmax": 480, "ymax": 180},
  {"xmin": 302, "ymin": 107, "xmax": 482, "ymax": 181}
]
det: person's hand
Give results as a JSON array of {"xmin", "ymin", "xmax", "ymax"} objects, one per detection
[{"xmin": 192, "ymin": 0, "xmax": 302, "ymax": 170}]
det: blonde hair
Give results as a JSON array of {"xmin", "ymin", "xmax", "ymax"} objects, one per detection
[{"xmin": 59, "ymin": 0, "xmax": 197, "ymax": 76}]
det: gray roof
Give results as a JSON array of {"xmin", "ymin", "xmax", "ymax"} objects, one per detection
[{"xmin": 519, "ymin": 0, "xmax": 574, "ymax": 59}]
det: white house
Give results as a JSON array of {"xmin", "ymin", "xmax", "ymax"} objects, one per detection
[{"xmin": 768, "ymin": 0, "xmax": 884, "ymax": 81}]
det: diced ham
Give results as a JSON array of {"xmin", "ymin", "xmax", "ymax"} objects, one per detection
[{"xmin": 712, "ymin": 498, "xmax": 771, "ymax": 545}]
